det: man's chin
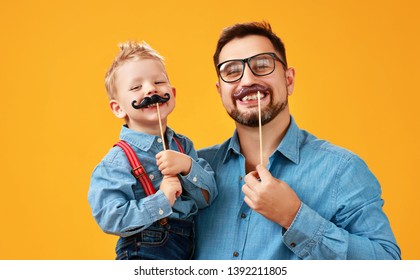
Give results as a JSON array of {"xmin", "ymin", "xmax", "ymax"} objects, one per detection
[{"xmin": 228, "ymin": 110, "xmax": 260, "ymax": 127}]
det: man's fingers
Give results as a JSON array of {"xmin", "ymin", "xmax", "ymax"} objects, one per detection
[
  {"xmin": 243, "ymin": 195, "xmax": 254, "ymax": 209},
  {"xmin": 244, "ymin": 170, "xmax": 260, "ymax": 187},
  {"xmin": 256, "ymin": 164, "xmax": 272, "ymax": 181},
  {"xmin": 242, "ymin": 183, "xmax": 257, "ymax": 201}
]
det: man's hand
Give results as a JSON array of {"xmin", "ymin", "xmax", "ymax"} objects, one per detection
[
  {"xmin": 159, "ymin": 175, "xmax": 182, "ymax": 206},
  {"xmin": 242, "ymin": 164, "xmax": 301, "ymax": 229},
  {"xmin": 156, "ymin": 150, "xmax": 192, "ymax": 176}
]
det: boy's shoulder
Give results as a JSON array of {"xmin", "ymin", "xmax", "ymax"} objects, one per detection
[{"xmin": 99, "ymin": 144, "xmax": 131, "ymax": 168}]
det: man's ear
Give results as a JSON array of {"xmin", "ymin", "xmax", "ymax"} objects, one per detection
[
  {"xmin": 216, "ymin": 81, "xmax": 221, "ymax": 97},
  {"xmin": 109, "ymin": 99, "xmax": 126, "ymax": 119},
  {"xmin": 285, "ymin": 67, "xmax": 296, "ymax": 96}
]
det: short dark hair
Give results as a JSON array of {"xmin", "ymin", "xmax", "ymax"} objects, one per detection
[{"xmin": 213, "ymin": 21, "xmax": 288, "ymax": 71}]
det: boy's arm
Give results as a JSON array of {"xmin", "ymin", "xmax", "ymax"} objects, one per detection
[
  {"xmin": 156, "ymin": 138, "xmax": 217, "ymax": 208},
  {"xmin": 88, "ymin": 160, "xmax": 172, "ymax": 237},
  {"xmin": 179, "ymin": 157, "xmax": 217, "ymax": 208}
]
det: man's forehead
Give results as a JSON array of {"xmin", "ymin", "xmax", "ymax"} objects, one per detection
[{"xmin": 219, "ymin": 35, "xmax": 276, "ymax": 61}]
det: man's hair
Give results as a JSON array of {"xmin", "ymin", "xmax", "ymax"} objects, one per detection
[
  {"xmin": 213, "ymin": 21, "xmax": 288, "ymax": 71},
  {"xmin": 104, "ymin": 41, "xmax": 164, "ymax": 99}
]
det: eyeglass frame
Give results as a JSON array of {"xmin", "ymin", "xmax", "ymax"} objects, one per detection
[{"xmin": 216, "ymin": 52, "xmax": 287, "ymax": 83}]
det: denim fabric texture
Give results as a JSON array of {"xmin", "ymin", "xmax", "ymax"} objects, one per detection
[
  {"xmin": 88, "ymin": 126, "xmax": 216, "ymax": 259},
  {"xmin": 116, "ymin": 219, "xmax": 194, "ymax": 260},
  {"xmin": 195, "ymin": 116, "xmax": 400, "ymax": 260}
]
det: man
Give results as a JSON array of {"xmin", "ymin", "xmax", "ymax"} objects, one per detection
[{"xmin": 195, "ymin": 21, "xmax": 400, "ymax": 259}]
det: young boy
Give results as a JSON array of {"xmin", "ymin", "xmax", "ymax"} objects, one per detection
[{"xmin": 88, "ymin": 41, "xmax": 217, "ymax": 260}]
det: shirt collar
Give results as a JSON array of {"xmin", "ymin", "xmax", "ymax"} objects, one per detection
[
  {"xmin": 223, "ymin": 130, "xmax": 241, "ymax": 163},
  {"xmin": 223, "ymin": 115, "xmax": 301, "ymax": 165},
  {"xmin": 119, "ymin": 125, "xmax": 175, "ymax": 152},
  {"xmin": 277, "ymin": 116, "xmax": 300, "ymax": 164}
]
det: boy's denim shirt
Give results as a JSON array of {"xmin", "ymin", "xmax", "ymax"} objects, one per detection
[{"xmin": 88, "ymin": 126, "xmax": 217, "ymax": 237}]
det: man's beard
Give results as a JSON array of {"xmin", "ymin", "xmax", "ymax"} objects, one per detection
[{"xmin": 228, "ymin": 96, "xmax": 288, "ymax": 127}]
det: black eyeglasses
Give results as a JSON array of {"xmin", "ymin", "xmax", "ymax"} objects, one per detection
[{"xmin": 217, "ymin": 52, "xmax": 287, "ymax": 83}]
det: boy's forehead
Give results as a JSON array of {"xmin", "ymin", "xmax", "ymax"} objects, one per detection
[
  {"xmin": 118, "ymin": 58, "xmax": 167, "ymax": 76},
  {"xmin": 114, "ymin": 58, "xmax": 169, "ymax": 87}
]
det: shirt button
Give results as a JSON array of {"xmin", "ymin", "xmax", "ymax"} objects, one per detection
[
  {"xmin": 149, "ymin": 174, "xmax": 154, "ymax": 180},
  {"xmin": 239, "ymin": 176, "xmax": 243, "ymax": 181},
  {"xmin": 158, "ymin": 208, "xmax": 164, "ymax": 215},
  {"xmin": 241, "ymin": 213, "xmax": 246, "ymax": 219},
  {"xmin": 290, "ymin": 242, "xmax": 296, "ymax": 248},
  {"xmin": 233, "ymin": 251, "xmax": 239, "ymax": 257},
  {"xmin": 193, "ymin": 176, "xmax": 198, "ymax": 182},
  {"xmin": 157, "ymin": 138, "xmax": 162, "ymax": 143}
]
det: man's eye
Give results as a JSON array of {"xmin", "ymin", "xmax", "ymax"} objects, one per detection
[
  {"xmin": 255, "ymin": 60, "xmax": 270, "ymax": 69},
  {"xmin": 224, "ymin": 65, "xmax": 242, "ymax": 76}
]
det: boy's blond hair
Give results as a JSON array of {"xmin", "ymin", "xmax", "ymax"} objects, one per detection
[{"xmin": 105, "ymin": 41, "xmax": 165, "ymax": 99}]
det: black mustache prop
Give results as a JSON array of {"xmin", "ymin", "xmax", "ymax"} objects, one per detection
[{"xmin": 131, "ymin": 93, "xmax": 170, "ymax": 109}]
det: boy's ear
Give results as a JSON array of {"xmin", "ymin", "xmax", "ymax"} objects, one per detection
[
  {"xmin": 171, "ymin": 87, "xmax": 176, "ymax": 97},
  {"xmin": 109, "ymin": 99, "xmax": 126, "ymax": 119}
]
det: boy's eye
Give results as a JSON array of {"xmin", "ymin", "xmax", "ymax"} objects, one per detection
[
  {"xmin": 155, "ymin": 81, "xmax": 166, "ymax": 84},
  {"xmin": 130, "ymin": 85, "xmax": 141, "ymax": 91}
]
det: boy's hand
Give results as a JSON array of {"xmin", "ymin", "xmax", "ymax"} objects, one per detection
[
  {"xmin": 159, "ymin": 175, "xmax": 182, "ymax": 206},
  {"xmin": 156, "ymin": 150, "xmax": 192, "ymax": 176}
]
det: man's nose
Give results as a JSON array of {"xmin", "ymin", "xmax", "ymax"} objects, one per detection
[{"xmin": 240, "ymin": 64, "xmax": 257, "ymax": 85}]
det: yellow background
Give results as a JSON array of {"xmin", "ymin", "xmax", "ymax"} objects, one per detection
[{"xmin": 0, "ymin": 0, "xmax": 419, "ymax": 259}]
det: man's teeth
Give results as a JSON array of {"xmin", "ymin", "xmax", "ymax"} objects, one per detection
[{"xmin": 241, "ymin": 93, "xmax": 265, "ymax": 101}]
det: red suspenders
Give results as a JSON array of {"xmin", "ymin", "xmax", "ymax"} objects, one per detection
[
  {"xmin": 114, "ymin": 137, "xmax": 184, "ymax": 226},
  {"xmin": 114, "ymin": 137, "xmax": 185, "ymax": 196}
]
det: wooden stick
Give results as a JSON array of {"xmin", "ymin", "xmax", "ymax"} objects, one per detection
[
  {"xmin": 258, "ymin": 91, "xmax": 263, "ymax": 166},
  {"xmin": 156, "ymin": 103, "xmax": 166, "ymax": 150}
]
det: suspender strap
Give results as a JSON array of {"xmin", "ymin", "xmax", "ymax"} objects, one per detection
[
  {"xmin": 114, "ymin": 137, "xmax": 185, "ymax": 197},
  {"xmin": 114, "ymin": 137, "xmax": 185, "ymax": 226},
  {"xmin": 114, "ymin": 140, "xmax": 156, "ymax": 196},
  {"xmin": 173, "ymin": 137, "xmax": 184, "ymax": 154}
]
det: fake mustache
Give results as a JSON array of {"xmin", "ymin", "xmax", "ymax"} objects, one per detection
[
  {"xmin": 233, "ymin": 85, "xmax": 271, "ymax": 100},
  {"xmin": 131, "ymin": 93, "xmax": 170, "ymax": 109}
]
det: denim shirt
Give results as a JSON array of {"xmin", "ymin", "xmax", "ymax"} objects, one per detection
[
  {"xmin": 88, "ymin": 126, "xmax": 217, "ymax": 237},
  {"xmin": 195, "ymin": 116, "xmax": 400, "ymax": 260}
]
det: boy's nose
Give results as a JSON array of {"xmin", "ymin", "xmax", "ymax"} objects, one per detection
[{"xmin": 144, "ymin": 83, "xmax": 158, "ymax": 95}]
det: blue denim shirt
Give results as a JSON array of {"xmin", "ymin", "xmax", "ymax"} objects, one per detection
[
  {"xmin": 88, "ymin": 126, "xmax": 217, "ymax": 237},
  {"xmin": 195, "ymin": 116, "xmax": 400, "ymax": 260}
]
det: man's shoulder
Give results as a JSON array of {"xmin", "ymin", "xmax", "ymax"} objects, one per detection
[
  {"xmin": 198, "ymin": 138, "xmax": 231, "ymax": 163},
  {"xmin": 300, "ymin": 129, "xmax": 360, "ymax": 164}
]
